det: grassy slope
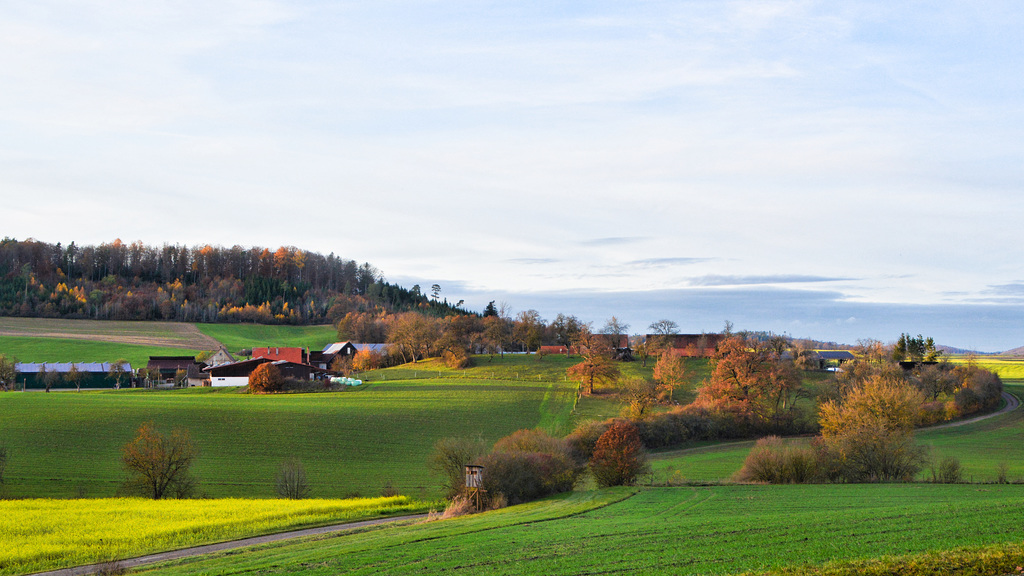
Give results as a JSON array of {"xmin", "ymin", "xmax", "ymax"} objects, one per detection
[
  {"xmin": 650, "ymin": 383, "xmax": 1024, "ymax": 483},
  {"xmin": 134, "ymin": 484, "xmax": 1024, "ymax": 576},
  {"xmin": 196, "ymin": 323, "xmax": 337, "ymax": 353},
  {"xmin": 0, "ymin": 378, "xmax": 576, "ymax": 499},
  {"xmin": 0, "ymin": 336, "xmax": 201, "ymax": 371}
]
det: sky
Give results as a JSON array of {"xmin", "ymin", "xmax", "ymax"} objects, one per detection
[{"xmin": 2, "ymin": 1, "xmax": 1023, "ymax": 351}]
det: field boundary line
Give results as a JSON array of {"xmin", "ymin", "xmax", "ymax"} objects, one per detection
[{"xmin": 26, "ymin": 514, "xmax": 426, "ymax": 576}]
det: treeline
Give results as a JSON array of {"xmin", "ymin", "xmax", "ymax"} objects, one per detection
[{"xmin": 0, "ymin": 238, "xmax": 468, "ymax": 323}]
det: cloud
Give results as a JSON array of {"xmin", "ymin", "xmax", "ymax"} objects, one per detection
[
  {"xmin": 685, "ymin": 275, "xmax": 855, "ymax": 287},
  {"xmin": 626, "ymin": 257, "xmax": 715, "ymax": 268},
  {"xmin": 505, "ymin": 258, "xmax": 560, "ymax": 265},
  {"xmin": 580, "ymin": 237, "xmax": 648, "ymax": 247}
]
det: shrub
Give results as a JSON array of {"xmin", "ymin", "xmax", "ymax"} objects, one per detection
[
  {"xmin": 480, "ymin": 449, "xmax": 579, "ymax": 504},
  {"xmin": 380, "ymin": 479, "xmax": 400, "ymax": 498},
  {"xmin": 931, "ymin": 456, "xmax": 963, "ymax": 484},
  {"xmin": 248, "ymin": 363, "xmax": 283, "ymax": 393},
  {"xmin": 734, "ymin": 436, "xmax": 821, "ymax": 484},
  {"xmin": 276, "ymin": 458, "xmax": 310, "ymax": 499},
  {"xmin": 996, "ymin": 461, "xmax": 1010, "ymax": 484},
  {"xmin": 589, "ymin": 420, "xmax": 649, "ymax": 487},
  {"xmin": 429, "ymin": 437, "xmax": 487, "ymax": 499},
  {"xmin": 565, "ymin": 420, "xmax": 610, "ymax": 462},
  {"xmin": 481, "ymin": 429, "xmax": 582, "ymax": 504}
]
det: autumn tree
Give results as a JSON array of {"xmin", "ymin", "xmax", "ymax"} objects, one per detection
[
  {"xmin": 551, "ymin": 313, "xmax": 584, "ymax": 357},
  {"xmin": 249, "ymin": 362, "xmax": 284, "ymax": 393},
  {"xmin": 566, "ymin": 328, "xmax": 620, "ymax": 395},
  {"xmin": 0, "ymin": 354, "xmax": 17, "ymax": 391},
  {"xmin": 589, "ymin": 420, "xmax": 649, "ymax": 487},
  {"xmin": 513, "ymin": 310, "xmax": 545, "ymax": 352},
  {"xmin": 122, "ymin": 422, "xmax": 199, "ymax": 499},
  {"xmin": 818, "ymin": 375, "xmax": 927, "ymax": 482},
  {"xmin": 652, "ymin": 348, "xmax": 688, "ymax": 402},
  {"xmin": 483, "ymin": 315, "xmax": 512, "ymax": 358},
  {"xmin": 388, "ymin": 312, "xmax": 440, "ymax": 363},
  {"xmin": 619, "ymin": 377, "xmax": 659, "ymax": 419},
  {"xmin": 693, "ymin": 337, "xmax": 801, "ymax": 431}
]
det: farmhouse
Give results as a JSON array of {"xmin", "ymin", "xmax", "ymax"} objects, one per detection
[
  {"xmin": 15, "ymin": 362, "xmax": 132, "ymax": 390},
  {"xmin": 205, "ymin": 358, "xmax": 330, "ymax": 387},
  {"xmin": 147, "ymin": 356, "xmax": 201, "ymax": 385}
]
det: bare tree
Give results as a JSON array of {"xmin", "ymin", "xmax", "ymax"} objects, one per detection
[
  {"xmin": 276, "ymin": 458, "xmax": 311, "ymax": 499},
  {"xmin": 122, "ymin": 422, "xmax": 199, "ymax": 499},
  {"xmin": 65, "ymin": 364, "xmax": 83, "ymax": 392},
  {"xmin": 108, "ymin": 359, "xmax": 129, "ymax": 389}
]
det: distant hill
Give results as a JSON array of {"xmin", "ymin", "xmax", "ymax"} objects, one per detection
[
  {"xmin": 0, "ymin": 238, "xmax": 470, "ymax": 325},
  {"xmin": 936, "ymin": 344, "xmax": 993, "ymax": 356},
  {"xmin": 999, "ymin": 345, "xmax": 1024, "ymax": 357}
]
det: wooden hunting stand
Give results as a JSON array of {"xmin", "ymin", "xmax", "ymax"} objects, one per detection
[{"xmin": 465, "ymin": 464, "xmax": 486, "ymax": 510}]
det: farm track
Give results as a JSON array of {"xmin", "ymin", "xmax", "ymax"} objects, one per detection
[
  {"xmin": 927, "ymin": 390, "xmax": 1019, "ymax": 429},
  {"xmin": 27, "ymin": 514, "xmax": 427, "ymax": 576},
  {"xmin": 0, "ymin": 318, "xmax": 221, "ymax": 350}
]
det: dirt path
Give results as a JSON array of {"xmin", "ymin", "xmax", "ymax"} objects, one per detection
[
  {"xmin": 651, "ymin": 390, "xmax": 1021, "ymax": 461},
  {"xmin": 28, "ymin": 514, "xmax": 427, "ymax": 576},
  {"xmin": 926, "ymin": 391, "xmax": 1019, "ymax": 430}
]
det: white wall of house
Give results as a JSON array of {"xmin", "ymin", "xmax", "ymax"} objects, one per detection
[{"xmin": 211, "ymin": 376, "xmax": 249, "ymax": 387}]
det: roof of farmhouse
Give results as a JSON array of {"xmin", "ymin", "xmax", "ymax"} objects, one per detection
[{"xmin": 16, "ymin": 362, "xmax": 131, "ymax": 373}]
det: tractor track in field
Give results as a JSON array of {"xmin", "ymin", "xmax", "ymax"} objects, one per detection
[{"xmin": 28, "ymin": 514, "xmax": 427, "ymax": 576}]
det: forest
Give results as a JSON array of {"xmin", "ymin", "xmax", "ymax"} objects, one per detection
[{"xmin": 0, "ymin": 238, "xmax": 466, "ymax": 324}]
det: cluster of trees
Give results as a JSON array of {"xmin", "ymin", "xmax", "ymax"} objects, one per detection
[
  {"xmin": 431, "ymin": 421, "xmax": 650, "ymax": 508},
  {"xmin": 0, "ymin": 238, "xmax": 467, "ymax": 323}
]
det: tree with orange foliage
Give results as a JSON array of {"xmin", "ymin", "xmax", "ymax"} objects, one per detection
[
  {"xmin": 693, "ymin": 336, "xmax": 801, "ymax": 430},
  {"xmin": 653, "ymin": 348, "xmax": 688, "ymax": 402},
  {"xmin": 122, "ymin": 422, "xmax": 198, "ymax": 499},
  {"xmin": 248, "ymin": 362, "xmax": 284, "ymax": 393},
  {"xmin": 589, "ymin": 420, "xmax": 648, "ymax": 487},
  {"xmin": 566, "ymin": 329, "xmax": 620, "ymax": 395}
]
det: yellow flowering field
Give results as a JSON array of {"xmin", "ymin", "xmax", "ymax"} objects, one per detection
[{"xmin": 0, "ymin": 496, "xmax": 426, "ymax": 575}]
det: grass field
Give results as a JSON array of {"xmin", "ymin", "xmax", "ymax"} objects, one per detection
[
  {"xmin": 0, "ymin": 495, "xmax": 427, "ymax": 576},
  {"xmin": 196, "ymin": 323, "xmax": 338, "ymax": 354},
  {"xmin": 129, "ymin": 484, "xmax": 1024, "ymax": 576},
  {"xmin": 0, "ymin": 378, "xmax": 577, "ymax": 499},
  {"xmin": 0, "ymin": 336, "xmax": 201, "ymax": 372}
]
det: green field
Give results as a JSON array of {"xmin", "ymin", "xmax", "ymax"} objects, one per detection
[
  {"xmin": 0, "ymin": 378, "xmax": 577, "ymax": 499},
  {"xmin": 0, "ymin": 336, "xmax": 201, "ymax": 372},
  {"xmin": 130, "ymin": 484, "xmax": 1024, "ymax": 576},
  {"xmin": 196, "ymin": 323, "xmax": 338, "ymax": 354}
]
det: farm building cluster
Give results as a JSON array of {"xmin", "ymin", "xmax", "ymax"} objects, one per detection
[{"xmin": 11, "ymin": 342, "xmax": 389, "ymax": 390}]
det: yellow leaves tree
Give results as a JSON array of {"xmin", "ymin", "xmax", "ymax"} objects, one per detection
[
  {"xmin": 653, "ymin": 349, "xmax": 688, "ymax": 402},
  {"xmin": 818, "ymin": 375, "xmax": 927, "ymax": 482}
]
